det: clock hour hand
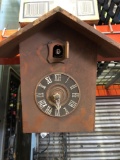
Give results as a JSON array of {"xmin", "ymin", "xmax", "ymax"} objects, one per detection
[{"xmin": 53, "ymin": 93, "xmax": 61, "ymax": 113}]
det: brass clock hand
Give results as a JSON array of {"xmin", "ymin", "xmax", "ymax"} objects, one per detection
[{"xmin": 53, "ymin": 93, "xmax": 61, "ymax": 113}]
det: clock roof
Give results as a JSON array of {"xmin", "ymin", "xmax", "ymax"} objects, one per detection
[{"xmin": 0, "ymin": 6, "xmax": 120, "ymax": 58}]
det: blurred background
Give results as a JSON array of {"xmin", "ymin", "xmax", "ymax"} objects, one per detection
[{"xmin": 0, "ymin": 0, "xmax": 20, "ymax": 29}]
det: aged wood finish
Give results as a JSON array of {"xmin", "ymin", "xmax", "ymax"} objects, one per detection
[
  {"xmin": 0, "ymin": 7, "xmax": 119, "ymax": 132},
  {"xmin": 0, "ymin": 7, "xmax": 120, "ymax": 58},
  {"xmin": 20, "ymin": 21, "xmax": 97, "ymax": 133}
]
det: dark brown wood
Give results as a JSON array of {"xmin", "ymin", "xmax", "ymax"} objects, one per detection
[
  {"xmin": 0, "ymin": 6, "xmax": 119, "ymax": 132},
  {"xmin": 0, "ymin": 7, "xmax": 120, "ymax": 58},
  {"xmin": 0, "ymin": 57, "xmax": 20, "ymax": 64},
  {"xmin": 1, "ymin": 55, "xmax": 120, "ymax": 65},
  {"xmin": 20, "ymin": 21, "xmax": 97, "ymax": 133},
  {"xmin": 97, "ymin": 55, "xmax": 120, "ymax": 61}
]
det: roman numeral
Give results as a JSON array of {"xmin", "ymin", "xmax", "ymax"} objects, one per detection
[
  {"xmin": 68, "ymin": 100, "xmax": 77, "ymax": 108},
  {"xmin": 45, "ymin": 76, "xmax": 52, "ymax": 84},
  {"xmin": 65, "ymin": 77, "xmax": 70, "ymax": 83},
  {"xmin": 70, "ymin": 84, "xmax": 77, "ymax": 90},
  {"xmin": 45, "ymin": 106, "xmax": 52, "ymax": 115},
  {"xmin": 72, "ymin": 93, "xmax": 79, "ymax": 98},
  {"xmin": 54, "ymin": 74, "xmax": 61, "ymax": 82},
  {"xmin": 63, "ymin": 107, "xmax": 69, "ymax": 115},
  {"xmin": 36, "ymin": 93, "xmax": 44, "ymax": 97},
  {"xmin": 38, "ymin": 99, "xmax": 47, "ymax": 109},
  {"xmin": 55, "ymin": 109, "xmax": 60, "ymax": 116},
  {"xmin": 38, "ymin": 83, "xmax": 46, "ymax": 90}
]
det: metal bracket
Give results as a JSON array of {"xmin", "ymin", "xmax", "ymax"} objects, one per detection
[
  {"xmin": 109, "ymin": 22, "xmax": 113, "ymax": 33},
  {"xmin": 2, "ymin": 27, "xmax": 20, "ymax": 38},
  {"xmin": 2, "ymin": 28, "xmax": 9, "ymax": 38},
  {"xmin": 94, "ymin": 23, "xmax": 120, "ymax": 34}
]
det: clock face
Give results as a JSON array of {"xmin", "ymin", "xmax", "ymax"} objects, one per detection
[{"xmin": 35, "ymin": 73, "xmax": 80, "ymax": 117}]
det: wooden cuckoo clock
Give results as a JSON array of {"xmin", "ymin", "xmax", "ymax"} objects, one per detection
[
  {"xmin": 20, "ymin": 25, "xmax": 97, "ymax": 132},
  {"xmin": 11, "ymin": 7, "xmax": 119, "ymax": 133}
]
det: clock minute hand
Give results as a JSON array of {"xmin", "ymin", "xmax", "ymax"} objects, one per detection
[{"xmin": 55, "ymin": 99, "xmax": 61, "ymax": 116}]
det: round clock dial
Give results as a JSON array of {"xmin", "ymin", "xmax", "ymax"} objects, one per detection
[{"xmin": 35, "ymin": 73, "xmax": 80, "ymax": 117}]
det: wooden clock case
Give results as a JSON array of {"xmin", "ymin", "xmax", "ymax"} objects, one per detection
[{"xmin": 0, "ymin": 7, "xmax": 120, "ymax": 133}]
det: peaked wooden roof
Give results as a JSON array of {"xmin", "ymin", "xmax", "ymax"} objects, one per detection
[{"xmin": 0, "ymin": 7, "xmax": 120, "ymax": 58}]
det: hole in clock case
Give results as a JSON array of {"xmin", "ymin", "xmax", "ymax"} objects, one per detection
[
  {"xmin": 53, "ymin": 45, "xmax": 64, "ymax": 58},
  {"xmin": 47, "ymin": 39, "xmax": 69, "ymax": 63}
]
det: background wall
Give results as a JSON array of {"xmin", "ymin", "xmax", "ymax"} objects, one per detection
[{"xmin": 0, "ymin": 0, "xmax": 20, "ymax": 29}]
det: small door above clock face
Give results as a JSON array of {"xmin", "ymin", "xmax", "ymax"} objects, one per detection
[{"xmin": 35, "ymin": 73, "xmax": 80, "ymax": 117}]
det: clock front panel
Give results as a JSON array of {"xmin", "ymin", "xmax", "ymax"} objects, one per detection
[{"xmin": 20, "ymin": 23, "xmax": 97, "ymax": 132}]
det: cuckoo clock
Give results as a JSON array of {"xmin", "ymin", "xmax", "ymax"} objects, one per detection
[
  {"xmin": 0, "ymin": 7, "xmax": 120, "ymax": 133},
  {"xmin": 20, "ymin": 17, "xmax": 97, "ymax": 132},
  {"xmin": 19, "ymin": 8, "xmax": 120, "ymax": 133}
]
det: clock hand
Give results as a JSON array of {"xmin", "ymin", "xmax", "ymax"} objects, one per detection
[
  {"xmin": 56, "ymin": 99, "xmax": 61, "ymax": 116},
  {"xmin": 53, "ymin": 93, "xmax": 61, "ymax": 112}
]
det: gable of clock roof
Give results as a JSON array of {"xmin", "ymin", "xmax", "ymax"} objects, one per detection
[{"xmin": 0, "ymin": 7, "xmax": 120, "ymax": 58}]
